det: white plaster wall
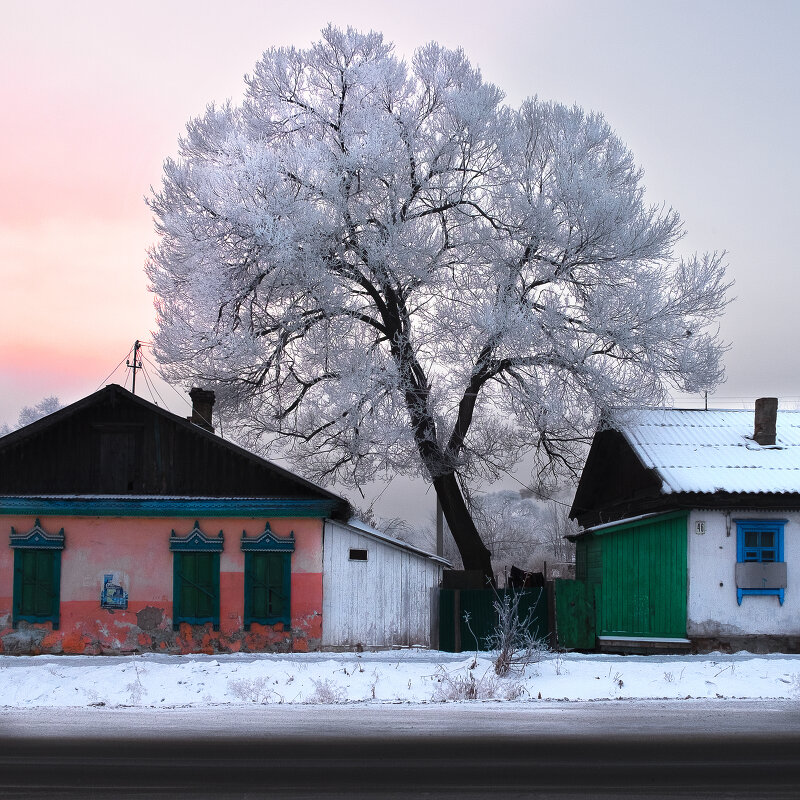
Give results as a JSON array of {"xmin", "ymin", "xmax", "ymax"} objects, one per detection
[
  {"xmin": 321, "ymin": 520, "xmax": 444, "ymax": 648},
  {"xmin": 687, "ymin": 509, "xmax": 800, "ymax": 638}
]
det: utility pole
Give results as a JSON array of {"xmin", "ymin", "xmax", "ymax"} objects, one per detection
[
  {"xmin": 127, "ymin": 340, "xmax": 143, "ymax": 395},
  {"xmin": 436, "ymin": 497, "xmax": 443, "ymax": 557}
]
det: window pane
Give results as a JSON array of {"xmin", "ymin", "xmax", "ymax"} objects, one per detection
[{"xmin": 744, "ymin": 531, "xmax": 759, "ymax": 548}]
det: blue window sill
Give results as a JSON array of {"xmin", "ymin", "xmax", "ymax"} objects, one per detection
[{"xmin": 737, "ymin": 588, "xmax": 784, "ymax": 606}]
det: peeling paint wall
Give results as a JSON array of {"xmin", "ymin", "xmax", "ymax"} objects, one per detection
[
  {"xmin": 0, "ymin": 515, "xmax": 324, "ymax": 655},
  {"xmin": 687, "ymin": 509, "xmax": 800, "ymax": 643}
]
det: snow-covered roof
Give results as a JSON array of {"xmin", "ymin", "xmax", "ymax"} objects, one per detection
[
  {"xmin": 611, "ymin": 408, "xmax": 800, "ymax": 495},
  {"xmin": 337, "ymin": 518, "xmax": 451, "ymax": 566}
]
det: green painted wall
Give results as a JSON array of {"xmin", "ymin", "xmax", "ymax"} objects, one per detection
[{"xmin": 594, "ymin": 512, "xmax": 688, "ymax": 638}]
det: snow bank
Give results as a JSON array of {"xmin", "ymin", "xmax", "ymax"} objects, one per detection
[{"xmin": 1, "ymin": 650, "xmax": 798, "ymax": 708}]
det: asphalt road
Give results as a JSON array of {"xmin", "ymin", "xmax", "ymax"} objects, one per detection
[{"xmin": 1, "ymin": 701, "xmax": 799, "ymax": 798}]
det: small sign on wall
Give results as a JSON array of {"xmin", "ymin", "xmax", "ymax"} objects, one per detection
[
  {"xmin": 695, "ymin": 520, "xmax": 707, "ymax": 535},
  {"xmin": 100, "ymin": 572, "xmax": 128, "ymax": 610}
]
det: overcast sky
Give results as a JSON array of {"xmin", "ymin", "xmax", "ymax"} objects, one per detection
[{"xmin": 1, "ymin": 0, "xmax": 798, "ymax": 521}]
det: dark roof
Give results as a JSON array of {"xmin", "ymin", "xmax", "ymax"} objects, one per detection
[
  {"xmin": 571, "ymin": 409, "xmax": 800, "ymax": 529},
  {"xmin": 0, "ymin": 384, "xmax": 349, "ymax": 519}
]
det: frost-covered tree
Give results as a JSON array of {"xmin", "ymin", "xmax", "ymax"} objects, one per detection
[
  {"xmin": 147, "ymin": 27, "xmax": 730, "ymax": 583},
  {"xmin": 1, "ymin": 396, "xmax": 62, "ymax": 436}
]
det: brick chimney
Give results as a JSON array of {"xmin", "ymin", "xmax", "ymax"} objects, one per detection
[
  {"xmin": 189, "ymin": 387, "xmax": 215, "ymax": 432},
  {"xmin": 753, "ymin": 397, "xmax": 778, "ymax": 446}
]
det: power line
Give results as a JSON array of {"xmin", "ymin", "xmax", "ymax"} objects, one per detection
[
  {"xmin": 96, "ymin": 347, "xmax": 131, "ymax": 391},
  {"xmin": 140, "ymin": 360, "xmax": 168, "ymax": 409},
  {"xmin": 140, "ymin": 352, "xmax": 193, "ymax": 413}
]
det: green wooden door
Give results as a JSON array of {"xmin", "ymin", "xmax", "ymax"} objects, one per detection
[
  {"xmin": 555, "ymin": 578, "xmax": 596, "ymax": 649},
  {"xmin": 597, "ymin": 512, "xmax": 687, "ymax": 638}
]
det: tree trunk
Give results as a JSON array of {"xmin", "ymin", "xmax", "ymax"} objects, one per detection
[{"xmin": 432, "ymin": 472, "xmax": 494, "ymax": 586}]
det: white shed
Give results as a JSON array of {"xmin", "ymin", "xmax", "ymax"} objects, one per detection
[{"xmin": 321, "ymin": 519, "xmax": 449, "ymax": 648}]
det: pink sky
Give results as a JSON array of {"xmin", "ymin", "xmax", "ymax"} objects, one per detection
[{"xmin": 2, "ymin": 0, "xmax": 799, "ymax": 517}]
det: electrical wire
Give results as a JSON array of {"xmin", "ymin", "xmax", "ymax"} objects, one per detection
[
  {"xmin": 140, "ymin": 351, "xmax": 193, "ymax": 413},
  {"xmin": 140, "ymin": 353, "xmax": 170, "ymax": 409},
  {"xmin": 140, "ymin": 364, "xmax": 162, "ymax": 407},
  {"xmin": 95, "ymin": 346, "xmax": 132, "ymax": 391}
]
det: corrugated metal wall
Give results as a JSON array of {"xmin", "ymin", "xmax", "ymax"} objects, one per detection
[
  {"xmin": 597, "ymin": 513, "xmax": 687, "ymax": 638},
  {"xmin": 321, "ymin": 521, "xmax": 443, "ymax": 648}
]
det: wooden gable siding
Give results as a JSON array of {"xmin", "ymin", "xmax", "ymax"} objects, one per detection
[
  {"xmin": 0, "ymin": 386, "xmax": 341, "ymax": 505},
  {"xmin": 571, "ymin": 429, "xmax": 663, "ymax": 528}
]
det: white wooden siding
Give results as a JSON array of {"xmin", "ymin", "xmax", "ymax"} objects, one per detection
[{"xmin": 321, "ymin": 520, "xmax": 444, "ymax": 648}]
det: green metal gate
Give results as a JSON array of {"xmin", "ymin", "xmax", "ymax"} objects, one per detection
[{"xmin": 438, "ymin": 588, "xmax": 548, "ymax": 652}]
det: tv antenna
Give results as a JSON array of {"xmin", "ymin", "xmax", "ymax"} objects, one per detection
[{"xmin": 126, "ymin": 340, "xmax": 143, "ymax": 395}]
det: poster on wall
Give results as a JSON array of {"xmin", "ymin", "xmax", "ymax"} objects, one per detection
[{"xmin": 100, "ymin": 572, "xmax": 129, "ymax": 610}]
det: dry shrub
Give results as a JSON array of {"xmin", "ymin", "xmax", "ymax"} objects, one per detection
[
  {"xmin": 306, "ymin": 678, "xmax": 347, "ymax": 704},
  {"xmin": 228, "ymin": 677, "xmax": 273, "ymax": 703},
  {"xmin": 482, "ymin": 589, "xmax": 550, "ymax": 676},
  {"xmin": 432, "ymin": 666, "xmax": 524, "ymax": 702}
]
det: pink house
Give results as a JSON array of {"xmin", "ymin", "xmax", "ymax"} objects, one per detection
[{"xmin": 0, "ymin": 385, "xmax": 351, "ymax": 655}]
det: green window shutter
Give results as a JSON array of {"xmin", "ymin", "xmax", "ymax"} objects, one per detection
[
  {"xmin": 35, "ymin": 550, "xmax": 55, "ymax": 616},
  {"xmin": 13, "ymin": 549, "xmax": 61, "ymax": 628},
  {"xmin": 248, "ymin": 553, "xmax": 267, "ymax": 619},
  {"xmin": 267, "ymin": 553, "xmax": 288, "ymax": 618},
  {"xmin": 173, "ymin": 552, "xmax": 220, "ymax": 630},
  {"xmin": 181, "ymin": 552, "xmax": 198, "ymax": 618},
  {"xmin": 244, "ymin": 552, "xmax": 291, "ymax": 629}
]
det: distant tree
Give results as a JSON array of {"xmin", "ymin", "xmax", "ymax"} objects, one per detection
[
  {"xmin": 147, "ymin": 26, "xmax": 730, "ymax": 583},
  {"xmin": 468, "ymin": 489, "xmax": 577, "ymax": 578},
  {"xmin": 347, "ymin": 503, "xmax": 414, "ymax": 542},
  {"xmin": 1, "ymin": 396, "xmax": 62, "ymax": 436}
]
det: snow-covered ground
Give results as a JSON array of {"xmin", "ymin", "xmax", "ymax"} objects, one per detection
[{"xmin": 2, "ymin": 649, "xmax": 799, "ymax": 708}]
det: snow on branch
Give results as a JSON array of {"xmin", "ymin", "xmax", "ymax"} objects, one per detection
[{"xmin": 147, "ymin": 26, "xmax": 731, "ymax": 497}]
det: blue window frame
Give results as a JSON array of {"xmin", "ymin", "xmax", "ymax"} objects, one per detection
[{"xmin": 734, "ymin": 519, "xmax": 786, "ymax": 605}]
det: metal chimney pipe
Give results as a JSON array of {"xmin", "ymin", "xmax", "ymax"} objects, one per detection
[{"xmin": 753, "ymin": 397, "xmax": 778, "ymax": 446}]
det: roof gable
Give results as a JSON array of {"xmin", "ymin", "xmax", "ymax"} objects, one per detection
[
  {"xmin": 571, "ymin": 407, "xmax": 800, "ymax": 528},
  {"xmin": 0, "ymin": 384, "xmax": 348, "ymax": 516}
]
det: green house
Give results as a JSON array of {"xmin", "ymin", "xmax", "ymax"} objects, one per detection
[{"xmin": 559, "ymin": 400, "xmax": 800, "ymax": 654}]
